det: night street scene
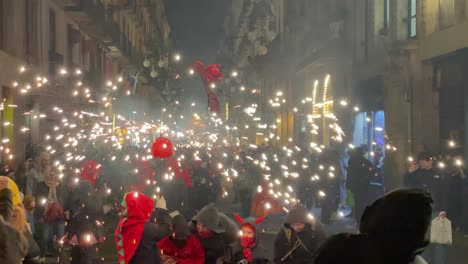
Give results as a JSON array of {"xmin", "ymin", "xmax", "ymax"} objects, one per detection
[{"xmin": 1, "ymin": 0, "xmax": 468, "ymax": 263}]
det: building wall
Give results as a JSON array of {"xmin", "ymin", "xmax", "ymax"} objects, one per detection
[{"xmin": 0, "ymin": 0, "xmax": 171, "ymax": 166}]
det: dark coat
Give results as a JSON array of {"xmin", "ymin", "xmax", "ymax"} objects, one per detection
[
  {"xmin": 194, "ymin": 232, "xmax": 226, "ymax": 264},
  {"xmin": 347, "ymin": 155, "xmax": 373, "ymax": 192},
  {"xmin": 274, "ymin": 223, "xmax": 327, "ymax": 264},
  {"xmin": 226, "ymin": 241, "xmax": 270, "ymax": 264},
  {"xmin": 33, "ymin": 181, "xmax": 67, "ymax": 220},
  {"xmin": 0, "ymin": 189, "xmax": 28, "ymax": 263},
  {"xmin": 129, "ymin": 222, "xmax": 171, "ymax": 264},
  {"xmin": 65, "ymin": 181, "xmax": 104, "ymax": 242},
  {"xmin": 404, "ymin": 169, "xmax": 444, "ymax": 210},
  {"xmin": 23, "ymin": 229, "xmax": 41, "ymax": 263},
  {"xmin": 313, "ymin": 233, "xmax": 428, "ymax": 264}
]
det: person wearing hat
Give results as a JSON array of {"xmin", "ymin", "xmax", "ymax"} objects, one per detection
[
  {"xmin": 0, "ymin": 176, "xmax": 28, "ymax": 263},
  {"xmin": 190, "ymin": 205, "xmax": 228, "ymax": 264},
  {"xmin": 225, "ymin": 213, "xmax": 270, "ymax": 263},
  {"xmin": 158, "ymin": 215, "xmax": 205, "ymax": 264},
  {"xmin": 274, "ymin": 203, "xmax": 327, "ymax": 264},
  {"xmin": 405, "ymin": 151, "xmax": 444, "ymax": 213},
  {"xmin": 313, "ymin": 188, "xmax": 433, "ymax": 264}
]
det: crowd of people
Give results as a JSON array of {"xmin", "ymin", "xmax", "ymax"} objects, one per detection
[{"xmin": 0, "ymin": 141, "xmax": 465, "ymax": 264}]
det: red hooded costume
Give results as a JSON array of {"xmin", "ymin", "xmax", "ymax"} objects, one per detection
[{"xmin": 115, "ymin": 192, "xmax": 154, "ymax": 264}]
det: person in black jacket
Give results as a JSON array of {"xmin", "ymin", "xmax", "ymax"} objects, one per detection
[
  {"xmin": 274, "ymin": 203, "xmax": 327, "ymax": 264},
  {"xmin": 65, "ymin": 177, "xmax": 105, "ymax": 264},
  {"xmin": 347, "ymin": 147, "xmax": 374, "ymax": 223},
  {"xmin": 404, "ymin": 151, "xmax": 443, "ymax": 212}
]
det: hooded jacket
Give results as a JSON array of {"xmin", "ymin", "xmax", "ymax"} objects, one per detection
[
  {"xmin": 226, "ymin": 214, "xmax": 270, "ymax": 264},
  {"xmin": 274, "ymin": 204, "xmax": 327, "ymax": 264},
  {"xmin": 115, "ymin": 192, "xmax": 170, "ymax": 264},
  {"xmin": 313, "ymin": 188, "xmax": 433, "ymax": 264},
  {"xmin": 191, "ymin": 204, "xmax": 239, "ymax": 263}
]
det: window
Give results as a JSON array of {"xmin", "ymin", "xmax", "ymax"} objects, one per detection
[
  {"xmin": 383, "ymin": 0, "xmax": 390, "ymax": 33},
  {"xmin": 0, "ymin": 0, "xmax": 5, "ymax": 49},
  {"xmin": 408, "ymin": 0, "xmax": 417, "ymax": 38},
  {"xmin": 439, "ymin": 0, "xmax": 455, "ymax": 29},
  {"xmin": 49, "ymin": 9, "xmax": 56, "ymax": 51}
]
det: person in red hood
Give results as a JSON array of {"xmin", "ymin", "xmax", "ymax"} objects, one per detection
[
  {"xmin": 225, "ymin": 213, "xmax": 270, "ymax": 263},
  {"xmin": 158, "ymin": 214, "xmax": 205, "ymax": 264},
  {"xmin": 115, "ymin": 192, "xmax": 171, "ymax": 264}
]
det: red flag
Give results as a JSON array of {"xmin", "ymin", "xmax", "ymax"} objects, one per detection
[{"xmin": 192, "ymin": 61, "xmax": 223, "ymax": 115}]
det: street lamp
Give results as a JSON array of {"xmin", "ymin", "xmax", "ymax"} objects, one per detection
[{"xmin": 173, "ymin": 53, "xmax": 181, "ymax": 62}]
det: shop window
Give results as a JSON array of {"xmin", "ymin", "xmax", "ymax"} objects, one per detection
[
  {"xmin": 383, "ymin": 0, "xmax": 390, "ymax": 34},
  {"xmin": 408, "ymin": 0, "xmax": 417, "ymax": 38}
]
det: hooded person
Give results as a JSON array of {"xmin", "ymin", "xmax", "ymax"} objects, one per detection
[
  {"xmin": 158, "ymin": 214, "xmax": 205, "ymax": 264},
  {"xmin": 313, "ymin": 188, "xmax": 433, "ymax": 264},
  {"xmin": 274, "ymin": 203, "xmax": 327, "ymax": 264},
  {"xmin": 190, "ymin": 204, "xmax": 239, "ymax": 263},
  {"xmin": 115, "ymin": 192, "xmax": 170, "ymax": 264},
  {"xmin": 225, "ymin": 213, "xmax": 270, "ymax": 264}
]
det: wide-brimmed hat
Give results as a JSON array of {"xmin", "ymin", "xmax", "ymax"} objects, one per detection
[
  {"xmin": 193, "ymin": 205, "xmax": 225, "ymax": 233},
  {"xmin": 172, "ymin": 215, "xmax": 191, "ymax": 239}
]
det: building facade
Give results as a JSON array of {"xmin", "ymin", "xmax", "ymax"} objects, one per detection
[
  {"xmin": 222, "ymin": 0, "xmax": 468, "ymax": 190},
  {"xmin": 0, "ymin": 0, "xmax": 171, "ymax": 166}
]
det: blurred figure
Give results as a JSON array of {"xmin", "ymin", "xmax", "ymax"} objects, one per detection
[
  {"xmin": 23, "ymin": 194, "xmax": 36, "ymax": 235},
  {"xmin": 236, "ymin": 151, "xmax": 260, "ymax": 217},
  {"xmin": 158, "ymin": 215, "xmax": 205, "ymax": 264},
  {"xmin": 274, "ymin": 203, "xmax": 327, "ymax": 264},
  {"xmin": 0, "ymin": 176, "xmax": 28, "ymax": 263},
  {"xmin": 65, "ymin": 161, "xmax": 105, "ymax": 264},
  {"xmin": 26, "ymin": 152, "xmax": 51, "ymax": 195},
  {"xmin": 314, "ymin": 188, "xmax": 433, "ymax": 264},
  {"xmin": 445, "ymin": 154, "xmax": 466, "ymax": 231},
  {"xmin": 316, "ymin": 149, "xmax": 343, "ymax": 224},
  {"xmin": 347, "ymin": 147, "xmax": 373, "ymax": 223},
  {"xmin": 405, "ymin": 152, "xmax": 444, "ymax": 213},
  {"xmin": 429, "ymin": 212, "xmax": 452, "ymax": 264},
  {"xmin": 34, "ymin": 166, "xmax": 65, "ymax": 257}
]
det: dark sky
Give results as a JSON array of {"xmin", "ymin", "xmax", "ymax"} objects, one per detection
[
  {"xmin": 164, "ymin": 0, "xmax": 230, "ymax": 106},
  {"xmin": 164, "ymin": 0, "xmax": 229, "ymax": 63}
]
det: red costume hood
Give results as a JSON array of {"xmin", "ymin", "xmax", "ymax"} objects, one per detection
[{"xmin": 115, "ymin": 192, "xmax": 154, "ymax": 264}]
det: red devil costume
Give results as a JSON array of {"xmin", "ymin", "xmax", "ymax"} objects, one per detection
[
  {"xmin": 225, "ymin": 213, "xmax": 271, "ymax": 264},
  {"xmin": 191, "ymin": 61, "xmax": 223, "ymax": 115},
  {"xmin": 115, "ymin": 192, "xmax": 170, "ymax": 264}
]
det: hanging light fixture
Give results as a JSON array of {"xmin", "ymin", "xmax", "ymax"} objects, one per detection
[
  {"xmin": 143, "ymin": 58, "xmax": 151, "ymax": 68},
  {"xmin": 150, "ymin": 66, "xmax": 159, "ymax": 78}
]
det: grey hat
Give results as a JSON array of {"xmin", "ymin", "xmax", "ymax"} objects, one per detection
[
  {"xmin": 194, "ymin": 205, "xmax": 226, "ymax": 233},
  {"xmin": 286, "ymin": 203, "xmax": 309, "ymax": 224}
]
